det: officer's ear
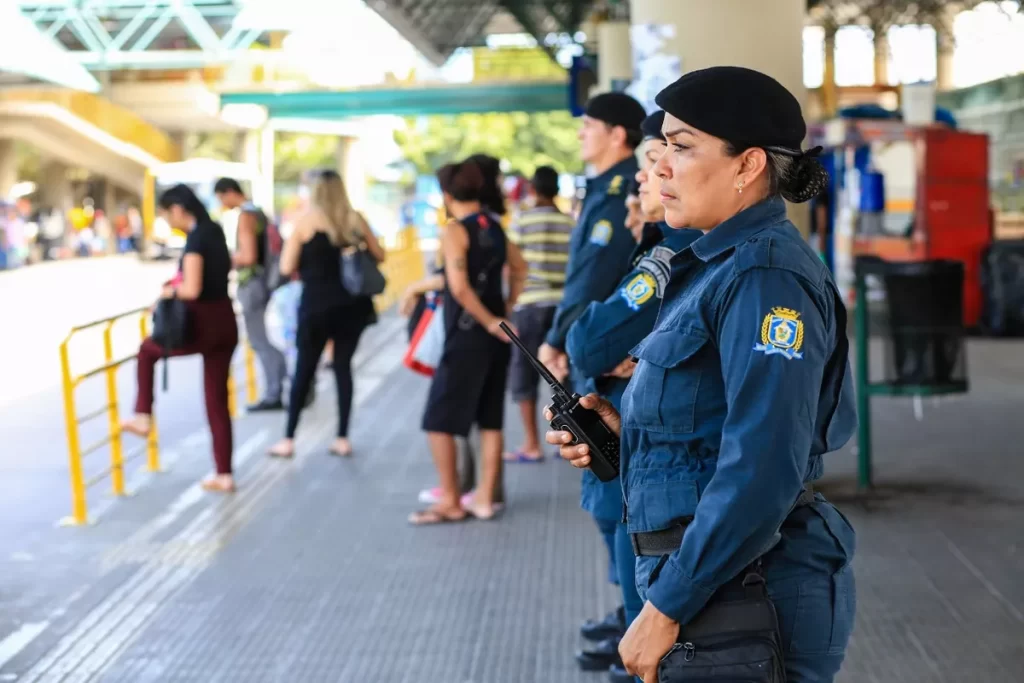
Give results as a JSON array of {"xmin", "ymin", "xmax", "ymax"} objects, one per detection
[{"xmin": 605, "ymin": 123, "xmax": 628, "ymax": 150}]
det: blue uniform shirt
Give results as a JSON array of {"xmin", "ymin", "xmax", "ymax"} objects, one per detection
[
  {"xmin": 545, "ymin": 156, "xmax": 639, "ymax": 350},
  {"xmin": 620, "ymin": 197, "xmax": 857, "ymax": 625},
  {"xmin": 567, "ymin": 224, "xmax": 702, "ymax": 521}
]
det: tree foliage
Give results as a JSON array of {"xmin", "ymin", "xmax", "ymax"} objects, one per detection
[{"xmin": 393, "ymin": 111, "xmax": 584, "ymax": 177}]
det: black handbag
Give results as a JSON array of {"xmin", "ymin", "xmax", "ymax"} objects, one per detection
[
  {"xmin": 341, "ymin": 243, "xmax": 387, "ymax": 298},
  {"xmin": 150, "ymin": 295, "xmax": 190, "ymax": 392},
  {"xmin": 657, "ymin": 566, "xmax": 785, "ymax": 683}
]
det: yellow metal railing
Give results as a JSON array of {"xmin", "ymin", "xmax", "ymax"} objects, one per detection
[
  {"xmin": 59, "ymin": 228, "xmax": 421, "ymax": 526},
  {"xmin": 375, "ymin": 226, "xmax": 427, "ymax": 311},
  {"xmin": 59, "ymin": 308, "xmax": 158, "ymax": 526},
  {"xmin": 59, "ymin": 308, "xmax": 258, "ymax": 526}
]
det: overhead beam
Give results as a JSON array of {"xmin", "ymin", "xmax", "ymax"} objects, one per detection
[
  {"xmin": 220, "ymin": 81, "xmax": 570, "ymax": 118},
  {"xmin": 19, "ymin": 1, "xmax": 265, "ymax": 70}
]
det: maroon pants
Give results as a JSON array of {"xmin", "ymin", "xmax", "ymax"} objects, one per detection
[{"xmin": 135, "ymin": 298, "xmax": 239, "ymax": 475}]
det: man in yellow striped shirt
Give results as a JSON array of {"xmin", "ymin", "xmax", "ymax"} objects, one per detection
[{"xmin": 505, "ymin": 166, "xmax": 575, "ymax": 462}]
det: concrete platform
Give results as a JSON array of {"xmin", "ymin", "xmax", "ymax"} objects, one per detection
[{"xmin": 1, "ymin": 318, "xmax": 1023, "ymax": 682}]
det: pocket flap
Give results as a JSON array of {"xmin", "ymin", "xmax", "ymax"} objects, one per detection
[
  {"xmin": 631, "ymin": 329, "xmax": 709, "ymax": 368},
  {"xmin": 626, "ymin": 476, "xmax": 699, "ymax": 534}
]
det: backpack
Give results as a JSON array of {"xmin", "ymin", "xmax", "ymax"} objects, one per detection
[{"xmin": 243, "ymin": 203, "xmax": 283, "ymax": 291}]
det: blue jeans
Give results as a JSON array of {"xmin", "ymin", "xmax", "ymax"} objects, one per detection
[{"xmin": 594, "ymin": 516, "xmax": 619, "ymax": 585}]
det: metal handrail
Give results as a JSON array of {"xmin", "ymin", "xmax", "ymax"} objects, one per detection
[{"xmin": 58, "ymin": 226, "xmax": 425, "ymax": 526}]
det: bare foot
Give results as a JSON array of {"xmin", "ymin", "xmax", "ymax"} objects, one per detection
[
  {"xmin": 201, "ymin": 474, "xmax": 236, "ymax": 493},
  {"xmin": 329, "ymin": 437, "xmax": 352, "ymax": 457},
  {"xmin": 467, "ymin": 493, "xmax": 498, "ymax": 521},
  {"xmin": 121, "ymin": 414, "xmax": 152, "ymax": 437},
  {"xmin": 267, "ymin": 438, "xmax": 294, "ymax": 458}
]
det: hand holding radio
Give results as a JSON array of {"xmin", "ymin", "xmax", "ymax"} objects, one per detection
[
  {"xmin": 544, "ymin": 394, "xmax": 621, "ymax": 470},
  {"xmin": 499, "ymin": 322, "xmax": 622, "ymax": 482}
]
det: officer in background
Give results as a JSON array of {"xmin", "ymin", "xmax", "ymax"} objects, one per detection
[
  {"xmin": 565, "ymin": 111, "xmax": 701, "ymax": 682},
  {"xmin": 548, "ymin": 67, "xmax": 857, "ymax": 683},
  {"xmin": 537, "ymin": 90, "xmax": 647, "ymax": 648}
]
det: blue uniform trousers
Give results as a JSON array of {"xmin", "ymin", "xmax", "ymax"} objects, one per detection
[{"xmin": 632, "ymin": 503, "xmax": 856, "ymax": 683}]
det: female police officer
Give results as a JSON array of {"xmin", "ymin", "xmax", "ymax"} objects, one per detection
[{"xmin": 547, "ymin": 66, "xmax": 857, "ymax": 683}]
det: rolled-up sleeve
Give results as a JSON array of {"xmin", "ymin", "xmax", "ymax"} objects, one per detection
[{"xmin": 645, "ymin": 267, "xmax": 832, "ymax": 624}]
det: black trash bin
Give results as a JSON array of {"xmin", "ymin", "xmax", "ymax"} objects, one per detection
[{"xmin": 856, "ymin": 257, "xmax": 967, "ymax": 389}]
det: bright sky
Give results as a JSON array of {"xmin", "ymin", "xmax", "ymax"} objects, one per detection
[{"xmin": 269, "ymin": 0, "xmax": 1024, "ymax": 92}]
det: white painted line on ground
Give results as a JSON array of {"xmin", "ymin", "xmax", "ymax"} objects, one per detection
[{"xmin": 0, "ymin": 622, "xmax": 48, "ymax": 672}]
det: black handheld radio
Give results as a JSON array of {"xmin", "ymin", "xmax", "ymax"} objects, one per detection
[{"xmin": 499, "ymin": 322, "xmax": 620, "ymax": 482}]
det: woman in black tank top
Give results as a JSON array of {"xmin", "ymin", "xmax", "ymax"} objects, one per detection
[
  {"xmin": 267, "ymin": 170, "xmax": 385, "ymax": 459},
  {"xmin": 411, "ymin": 160, "xmax": 529, "ymax": 526}
]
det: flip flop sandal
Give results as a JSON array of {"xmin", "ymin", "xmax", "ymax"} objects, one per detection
[
  {"xmin": 503, "ymin": 451, "xmax": 544, "ymax": 463},
  {"xmin": 407, "ymin": 508, "xmax": 468, "ymax": 526}
]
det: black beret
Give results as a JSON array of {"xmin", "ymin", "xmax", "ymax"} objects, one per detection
[
  {"xmin": 585, "ymin": 92, "xmax": 647, "ymax": 133},
  {"xmin": 655, "ymin": 66, "xmax": 828, "ymax": 203},
  {"xmin": 641, "ymin": 111, "xmax": 666, "ymax": 141},
  {"xmin": 655, "ymin": 66, "xmax": 806, "ymax": 151}
]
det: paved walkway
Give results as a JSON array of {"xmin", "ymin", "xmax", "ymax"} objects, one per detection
[{"xmin": 1, "ymin": 316, "xmax": 1022, "ymax": 682}]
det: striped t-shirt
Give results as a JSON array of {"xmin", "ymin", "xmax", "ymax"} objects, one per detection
[{"xmin": 508, "ymin": 205, "xmax": 575, "ymax": 309}]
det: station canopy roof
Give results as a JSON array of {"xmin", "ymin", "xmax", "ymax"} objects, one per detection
[{"xmin": 366, "ymin": 0, "xmax": 601, "ymax": 66}]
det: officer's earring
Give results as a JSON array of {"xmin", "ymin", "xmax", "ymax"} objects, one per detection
[{"xmin": 736, "ymin": 181, "xmax": 745, "ymax": 194}]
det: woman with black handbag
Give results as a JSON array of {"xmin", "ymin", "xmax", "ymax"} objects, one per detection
[
  {"xmin": 547, "ymin": 67, "xmax": 857, "ymax": 683},
  {"xmin": 267, "ymin": 170, "xmax": 385, "ymax": 459},
  {"xmin": 123, "ymin": 184, "xmax": 239, "ymax": 493}
]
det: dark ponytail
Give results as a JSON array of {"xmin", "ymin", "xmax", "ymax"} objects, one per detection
[
  {"xmin": 466, "ymin": 153, "xmax": 506, "ymax": 216},
  {"xmin": 158, "ymin": 184, "xmax": 213, "ymax": 225},
  {"xmin": 437, "ymin": 160, "xmax": 485, "ymax": 202}
]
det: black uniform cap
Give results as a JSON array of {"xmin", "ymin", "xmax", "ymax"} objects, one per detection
[
  {"xmin": 655, "ymin": 66, "xmax": 827, "ymax": 203},
  {"xmin": 641, "ymin": 110, "xmax": 666, "ymax": 141},
  {"xmin": 585, "ymin": 92, "xmax": 647, "ymax": 134}
]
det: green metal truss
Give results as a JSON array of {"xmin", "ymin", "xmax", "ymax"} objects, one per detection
[{"xmin": 17, "ymin": 1, "xmax": 265, "ymax": 70}]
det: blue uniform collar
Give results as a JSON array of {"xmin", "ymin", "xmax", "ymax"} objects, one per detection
[
  {"xmin": 660, "ymin": 224, "xmax": 700, "ymax": 251},
  {"xmin": 587, "ymin": 155, "xmax": 638, "ymax": 192},
  {"xmin": 689, "ymin": 196, "xmax": 788, "ymax": 262}
]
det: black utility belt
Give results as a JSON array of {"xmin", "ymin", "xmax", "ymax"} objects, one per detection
[{"xmin": 630, "ymin": 485, "xmax": 816, "ymax": 557}]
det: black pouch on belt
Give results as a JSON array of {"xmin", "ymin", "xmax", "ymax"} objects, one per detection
[{"xmin": 656, "ymin": 564, "xmax": 785, "ymax": 682}]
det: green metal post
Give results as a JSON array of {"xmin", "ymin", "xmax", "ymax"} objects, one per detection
[{"xmin": 855, "ymin": 269, "xmax": 872, "ymax": 490}]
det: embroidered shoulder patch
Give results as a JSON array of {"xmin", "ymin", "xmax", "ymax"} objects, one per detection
[
  {"xmin": 589, "ymin": 219, "xmax": 613, "ymax": 246},
  {"xmin": 620, "ymin": 272, "xmax": 657, "ymax": 311},
  {"xmin": 753, "ymin": 307, "xmax": 804, "ymax": 359}
]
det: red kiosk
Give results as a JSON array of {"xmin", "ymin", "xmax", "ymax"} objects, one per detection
[{"xmin": 810, "ymin": 118, "xmax": 992, "ymax": 328}]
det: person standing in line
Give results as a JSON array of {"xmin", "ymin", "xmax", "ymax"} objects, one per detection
[
  {"xmin": 123, "ymin": 185, "xmax": 239, "ymax": 493},
  {"xmin": 565, "ymin": 111, "xmax": 702, "ymax": 682},
  {"xmin": 267, "ymin": 170, "xmax": 384, "ymax": 459},
  {"xmin": 549, "ymin": 67, "xmax": 856, "ymax": 683},
  {"xmin": 504, "ymin": 165, "xmax": 575, "ymax": 463},
  {"xmin": 536, "ymin": 91, "xmax": 647, "ymax": 650},
  {"xmin": 214, "ymin": 177, "xmax": 288, "ymax": 412},
  {"xmin": 410, "ymin": 159, "xmax": 528, "ymax": 525}
]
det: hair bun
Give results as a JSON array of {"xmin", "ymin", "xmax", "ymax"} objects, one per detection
[{"xmin": 781, "ymin": 154, "xmax": 829, "ymax": 204}]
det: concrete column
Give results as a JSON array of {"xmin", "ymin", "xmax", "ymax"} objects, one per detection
[
  {"xmin": 935, "ymin": 11, "xmax": 956, "ymax": 91},
  {"xmin": 337, "ymin": 136, "xmax": 366, "ymax": 211},
  {"xmin": 40, "ymin": 160, "xmax": 73, "ymax": 212},
  {"xmin": 822, "ymin": 28, "xmax": 838, "ymax": 118},
  {"xmin": 873, "ymin": 29, "xmax": 889, "ymax": 85},
  {"xmin": 596, "ymin": 21, "xmax": 632, "ymax": 93},
  {"xmin": 629, "ymin": 0, "xmax": 810, "ymax": 234},
  {"xmin": 236, "ymin": 129, "xmax": 260, "ymax": 166},
  {"xmin": 257, "ymin": 125, "xmax": 275, "ymax": 216},
  {"xmin": 0, "ymin": 138, "xmax": 16, "ymax": 200}
]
